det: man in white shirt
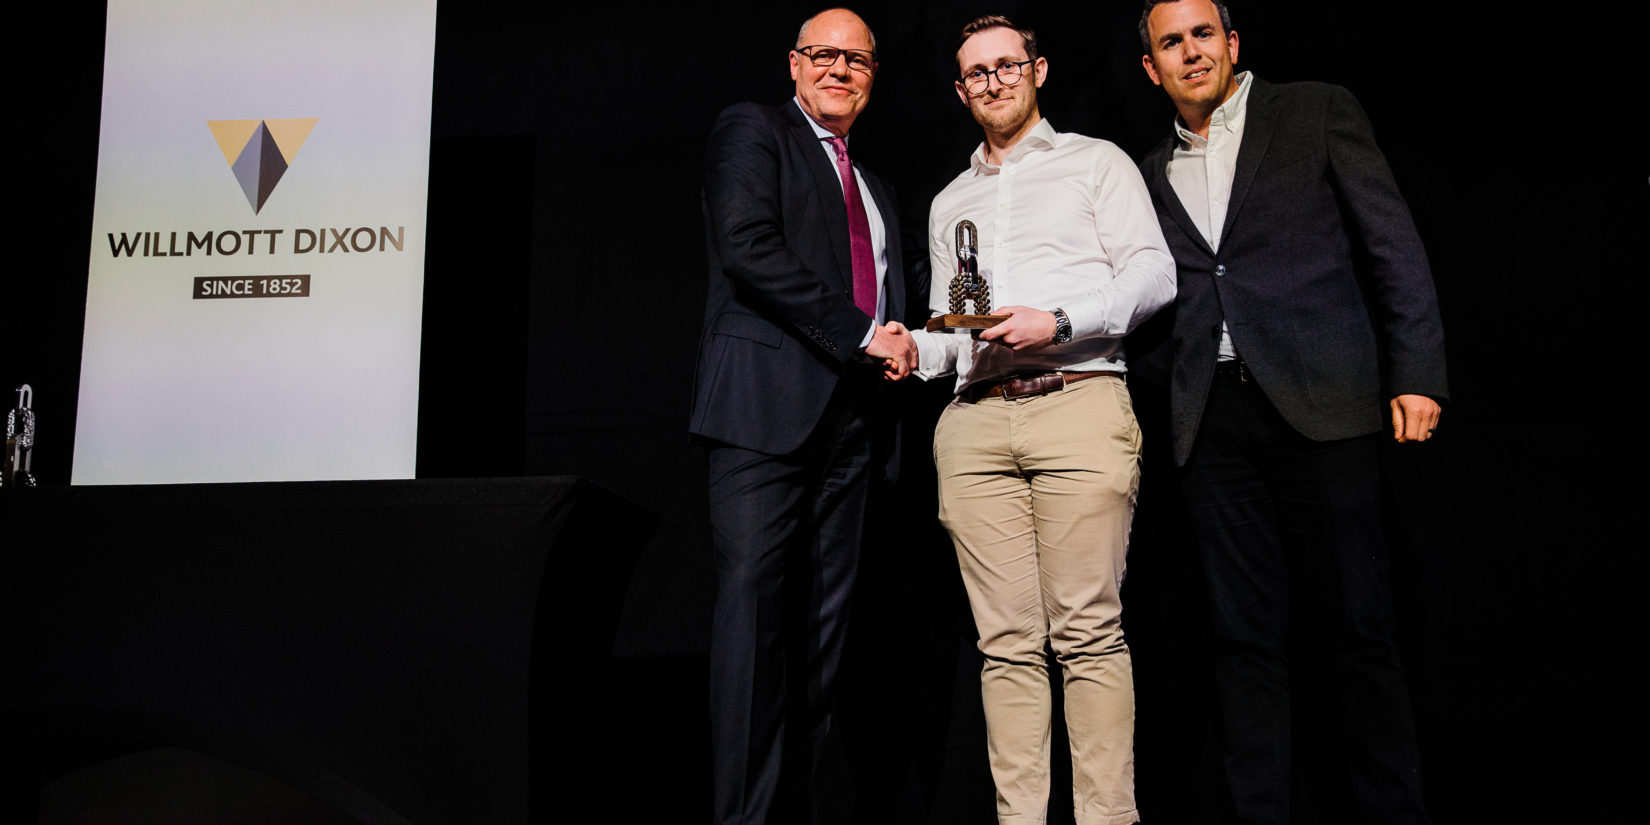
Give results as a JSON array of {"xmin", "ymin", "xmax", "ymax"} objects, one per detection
[{"xmin": 904, "ymin": 15, "xmax": 1174, "ymax": 825}]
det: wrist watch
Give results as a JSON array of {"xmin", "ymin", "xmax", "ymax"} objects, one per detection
[{"xmin": 1051, "ymin": 308, "xmax": 1073, "ymax": 344}]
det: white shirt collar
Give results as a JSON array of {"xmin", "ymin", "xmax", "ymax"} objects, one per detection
[{"xmin": 969, "ymin": 117, "xmax": 1058, "ymax": 171}]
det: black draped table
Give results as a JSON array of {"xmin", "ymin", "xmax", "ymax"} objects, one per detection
[{"xmin": 2, "ymin": 476, "xmax": 652, "ymax": 825}]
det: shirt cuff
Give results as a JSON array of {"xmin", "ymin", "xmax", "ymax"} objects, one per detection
[
  {"xmin": 1060, "ymin": 295, "xmax": 1108, "ymax": 340},
  {"xmin": 910, "ymin": 328, "xmax": 953, "ymax": 380}
]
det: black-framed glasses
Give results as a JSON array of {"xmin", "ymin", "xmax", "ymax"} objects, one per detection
[
  {"xmin": 795, "ymin": 45, "xmax": 876, "ymax": 73},
  {"xmin": 959, "ymin": 60, "xmax": 1034, "ymax": 94}
]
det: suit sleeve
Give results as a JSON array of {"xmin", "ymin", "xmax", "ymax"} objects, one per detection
[
  {"xmin": 1324, "ymin": 88, "xmax": 1449, "ymax": 402},
  {"xmin": 704, "ymin": 103, "xmax": 872, "ymax": 364}
]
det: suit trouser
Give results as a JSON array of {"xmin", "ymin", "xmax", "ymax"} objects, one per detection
[
  {"xmin": 934, "ymin": 375, "xmax": 1141, "ymax": 825},
  {"xmin": 706, "ymin": 381, "xmax": 874, "ymax": 825},
  {"xmin": 1182, "ymin": 369, "xmax": 1429, "ymax": 825}
]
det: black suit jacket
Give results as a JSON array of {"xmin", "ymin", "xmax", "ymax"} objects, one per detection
[
  {"xmin": 692, "ymin": 100, "xmax": 920, "ymax": 455},
  {"xmin": 1137, "ymin": 78, "xmax": 1448, "ymax": 466}
]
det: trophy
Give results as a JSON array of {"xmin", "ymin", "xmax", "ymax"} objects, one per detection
[
  {"xmin": 925, "ymin": 220, "xmax": 1008, "ymax": 335},
  {"xmin": 4, "ymin": 384, "xmax": 36, "ymax": 487}
]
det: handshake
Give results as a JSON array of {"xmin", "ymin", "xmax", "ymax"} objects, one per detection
[
  {"xmin": 866, "ymin": 321, "xmax": 919, "ymax": 381},
  {"xmin": 865, "ymin": 306, "xmax": 1055, "ymax": 381}
]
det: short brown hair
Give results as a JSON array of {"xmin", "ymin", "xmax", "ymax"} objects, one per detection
[{"xmin": 956, "ymin": 14, "xmax": 1037, "ymax": 64}]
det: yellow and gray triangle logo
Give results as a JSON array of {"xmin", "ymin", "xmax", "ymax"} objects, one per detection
[{"xmin": 207, "ymin": 118, "xmax": 318, "ymax": 214}]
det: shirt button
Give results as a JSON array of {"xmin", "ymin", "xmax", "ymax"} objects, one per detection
[{"xmin": 1215, "ymin": 265, "xmax": 1227, "ymax": 276}]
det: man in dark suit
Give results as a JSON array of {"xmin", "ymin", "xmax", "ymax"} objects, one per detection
[
  {"xmin": 691, "ymin": 8, "xmax": 924, "ymax": 824},
  {"xmin": 1135, "ymin": 1, "xmax": 1446, "ymax": 822}
]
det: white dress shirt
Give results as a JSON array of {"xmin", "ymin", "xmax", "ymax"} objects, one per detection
[
  {"xmin": 1164, "ymin": 72, "xmax": 1252, "ymax": 360},
  {"xmin": 793, "ymin": 99, "xmax": 888, "ymax": 346},
  {"xmin": 911, "ymin": 118, "xmax": 1176, "ymax": 392}
]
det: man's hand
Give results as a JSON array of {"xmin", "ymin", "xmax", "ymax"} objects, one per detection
[
  {"xmin": 867, "ymin": 321, "xmax": 918, "ymax": 380},
  {"xmin": 978, "ymin": 306, "xmax": 1056, "ymax": 351},
  {"xmin": 1390, "ymin": 394, "xmax": 1441, "ymax": 443}
]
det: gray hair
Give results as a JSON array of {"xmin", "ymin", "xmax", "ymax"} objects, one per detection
[{"xmin": 796, "ymin": 7, "xmax": 878, "ymax": 53}]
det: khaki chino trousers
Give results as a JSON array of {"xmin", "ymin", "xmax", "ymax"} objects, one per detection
[{"xmin": 934, "ymin": 375, "xmax": 1141, "ymax": 825}]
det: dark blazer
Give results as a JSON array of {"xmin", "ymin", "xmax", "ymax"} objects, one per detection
[
  {"xmin": 1137, "ymin": 78, "xmax": 1448, "ymax": 466},
  {"xmin": 691, "ymin": 100, "xmax": 918, "ymax": 455}
]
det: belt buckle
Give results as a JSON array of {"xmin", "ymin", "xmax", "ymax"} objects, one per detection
[{"xmin": 1002, "ymin": 372, "xmax": 1063, "ymax": 401}]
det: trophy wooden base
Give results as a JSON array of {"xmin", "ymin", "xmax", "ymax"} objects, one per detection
[{"xmin": 926, "ymin": 314, "xmax": 1008, "ymax": 336}]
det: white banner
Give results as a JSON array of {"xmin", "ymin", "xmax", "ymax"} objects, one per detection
[{"xmin": 74, "ymin": 0, "xmax": 438, "ymax": 484}]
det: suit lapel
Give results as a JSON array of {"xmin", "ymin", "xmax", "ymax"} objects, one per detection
[
  {"xmin": 864, "ymin": 172, "xmax": 902, "ymax": 322},
  {"xmin": 1148, "ymin": 147, "xmax": 1214, "ymax": 258},
  {"xmin": 1219, "ymin": 78, "xmax": 1280, "ymax": 247},
  {"xmin": 784, "ymin": 105, "xmax": 854, "ymax": 292}
]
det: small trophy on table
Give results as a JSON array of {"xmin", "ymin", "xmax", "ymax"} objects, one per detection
[
  {"xmin": 925, "ymin": 219, "xmax": 1008, "ymax": 335},
  {"xmin": 4, "ymin": 384, "xmax": 36, "ymax": 488}
]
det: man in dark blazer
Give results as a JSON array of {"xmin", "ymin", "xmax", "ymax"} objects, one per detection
[
  {"xmin": 1135, "ymin": 1, "xmax": 1446, "ymax": 822},
  {"xmin": 691, "ymin": 8, "xmax": 924, "ymax": 824}
]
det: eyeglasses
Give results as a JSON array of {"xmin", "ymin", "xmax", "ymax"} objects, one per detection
[
  {"xmin": 959, "ymin": 60, "xmax": 1034, "ymax": 94},
  {"xmin": 795, "ymin": 45, "xmax": 876, "ymax": 73}
]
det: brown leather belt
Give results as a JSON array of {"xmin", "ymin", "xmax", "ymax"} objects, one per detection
[{"xmin": 963, "ymin": 370, "xmax": 1112, "ymax": 402}]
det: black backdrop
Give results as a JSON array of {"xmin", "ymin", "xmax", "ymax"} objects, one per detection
[{"xmin": 7, "ymin": 2, "xmax": 1642, "ymax": 822}]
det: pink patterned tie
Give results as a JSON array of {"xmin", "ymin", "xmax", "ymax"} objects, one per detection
[{"xmin": 826, "ymin": 136, "xmax": 877, "ymax": 318}]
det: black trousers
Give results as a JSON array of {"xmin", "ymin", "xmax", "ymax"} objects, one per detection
[
  {"xmin": 1181, "ymin": 368, "xmax": 1428, "ymax": 825},
  {"xmin": 705, "ymin": 379, "xmax": 876, "ymax": 825}
]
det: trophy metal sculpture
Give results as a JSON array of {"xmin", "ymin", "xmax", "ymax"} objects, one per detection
[
  {"xmin": 925, "ymin": 219, "xmax": 1007, "ymax": 335},
  {"xmin": 4, "ymin": 384, "xmax": 36, "ymax": 487}
]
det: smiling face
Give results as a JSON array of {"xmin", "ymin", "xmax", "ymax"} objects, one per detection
[
  {"xmin": 790, "ymin": 9, "xmax": 877, "ymax": 137},
  {"xmin": 954, "ymin": 25, "xmax": 1046, "ymax": 145},
  {"xmin": 1142, "ymin": 0, "xmax": 1240, "ymax": 133}
]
